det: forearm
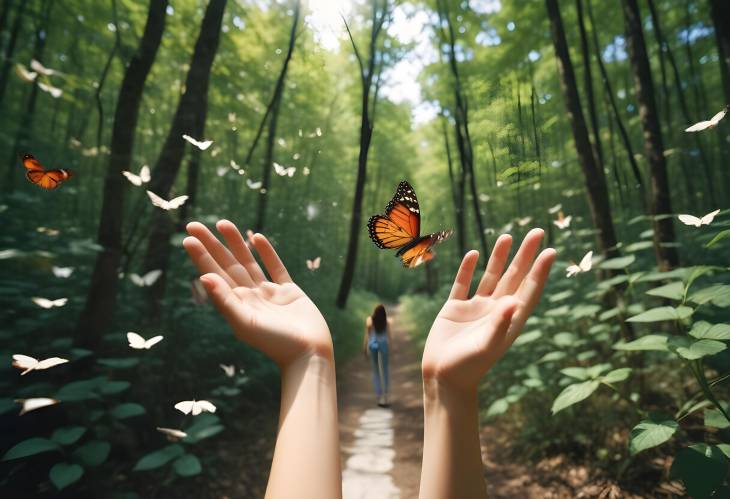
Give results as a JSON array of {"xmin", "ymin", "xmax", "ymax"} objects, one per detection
[
  {"xmin": 265, "ymin": 353, "xmax": 342, "ymax": 499},
  {"xmin": 419, "ymin": 378, "xmax": 486, "ymax": 499}
]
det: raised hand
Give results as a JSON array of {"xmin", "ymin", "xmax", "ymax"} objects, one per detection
[
  {"xmin": 422, "ymin": 228, "xmax": 556, "ymax": 393},
  {"xmin": 183, "ymin": 220, "xmax": 332, "ymax": 367}
]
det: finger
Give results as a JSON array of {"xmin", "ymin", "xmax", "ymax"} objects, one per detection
[
  {"xmin": 187, "ymin": 222, "xmax": 254, "ymax": 287},
  {"xmin": 508, "ymin": 248, "xmax": 557, "ymax": 341},
  {"xmin": 448, "ymin": 250, "xmax": 480, "ymax": 300},
  {"xmin": 216, "ymin": 220, "xmax": 267, "ymax": 284},
  {"xmin": 475, "ymin": 234, "xmax": 513, "ymax": 296},
  {"xmin": 183, "ymin": 237, "xmax": 238, "ymax": 288},
  {"xmin": 492, "ymin": 228, "xmax": 544, "ymax": 298},
  {"xmin": 250, "ymin": 233, "xmax": 293, "ymax": 284},
  {"xmin": 481, "ymin": 296, "xmax": 519, "ymax": 349},
  {"xmin": 199, "ymin": 273, "xmax": 252, "ymax": 337}
]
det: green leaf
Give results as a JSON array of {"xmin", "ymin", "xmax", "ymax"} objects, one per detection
[
  {"xmin": 3, "ymin": 438, "xmax": 60, "ymax": 460},
  {"xmin": 598, "ymin": 255, "xmax": 635, "ymax": 270},
  {"xmin": 553, "ymin": 332, "xmax": 577, "ymax": 347},
  {"xmin": 55, "ymin": 377, "xmax": 106, "ymax": 402},
  {"xmin": 485, "ymin": 398, "xmax": 510, "ymax": 418},
  {"xmin": 548, "ymin": 290, "xmax": 574, "ymax": 303},
  {"xmin": 625, "ymin": 241, "xmax": 654, "ymax": 252},
  {"xmin": 551, "ymin": 380, "xmax": 600, "ymax": 414},
  {"xmin": 689, "ymin": 284, "xmax": 730, "ymax": 308},
  {"xmin": 99, "ymin": 380, "xmax": 131, "ymax": 395},
  {"xmin": 669, "ymin": 338, "xmax": 727, "ymax": 360},
  {"xmin": 601, "ymin": 368, "xmax": 632, "ymax": 384},
  {"xmin": 628, "ymin": 413, "xmax": 678, "ymax": 455},
  {"xmin": 110, "ymin": 403, "xmax": 146, "ymax": 419},
  {"xmin": 646, "ymin": 282, "xmax": 685, "ymax": 301},
  {"xmin": 560, "ymin": 367, "xmax": 589, "ymax": 381},
  {"xmin": 613, "ymin": 334, "xmax": 669, "ymax": 352},
  {"xmin": 690, "ymin": 322, "xmax": 730, "ymax": 340},
  {"xmin": 513, "ymin": 330, "xmax": 542, "ymax": 346},
  {"xmin": 671, "ymin": 444, "xmax": 729, "ymax": 499},
  {"xmin": 173, "ymin": 454, "xmax": 202, "ymax": 477},
  {"xmin": 184, "ymin": 424, "xmax": 224, "ymax": 444},
  {"xmin": 97, "ymin": 358, "xmax": 140, "ymax": 369},
  {"xmin": 72, "ymin": 440, "xmax": 110, "ymax": 467},
  {"xmin": 571, "ymin": 304, "xmax": 601, "ymax": 320},
  {"xmin": 133, "ymin": 444, "xmax": 184, "ymax": 471},
  {"xmin": 538, "ymin": 351, "xmax": 566, "ymax": 363},
  {"xmin": 705, "ymin": 408, "xmax": 730, "ymax": 429},
  {"xmin": 51, "ymin": 426, "xmax": 87, "ymax": 446},
  {"xmin": 49, "ymin": 462, "xmax": 84, "ymax": 490},
  {"xmin": 0, "ymin": 398, "xmax": 17, "ymax": 415},
  {"xmin": 705, "ymin": 229, "xmax": 730, "ymax": 248},
  {"xmin": 626, "ymin": 306, "xmax": 693, "ymax": 323}
]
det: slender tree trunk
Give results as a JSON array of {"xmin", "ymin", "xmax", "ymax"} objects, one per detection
[
  {"xmin": 0, "ymin": 0, "xmax": 23, "ymax": 106},
  {"xmin": 621, "ymin": 0, "xmax": 679, "ymax": 270},
  {"xmin": 710, "ymin": 0, "xmax": 730, "ymax": 104},
  {"xmin": 576, "ymin": 0, "xmax": 603, "ymax": 168},
  {"xmin": 546, "ymin": 0, "xmax": 619, "ymax": 260},
  {"xmin": 255, "ymin": 1, "xmax": 300, "ymax": 232},
  {"xmin": 0, "ymin": 0, "xmax": 13, "ymax": 50},
  {"xmin": 443, "ymin": 117, "xmax": 465, "ymax": 256},
  {"xmin": 75, "ymin": 0, "xmax": 168, "ymax": 349},
  {"xmin": 142, "ymin": 0, "xmax": 226, "ymax": 323}
]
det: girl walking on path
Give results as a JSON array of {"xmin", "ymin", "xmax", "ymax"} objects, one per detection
[{"xmin": 363, "ymin": 304, "xmax": 392, "ymax": 407}]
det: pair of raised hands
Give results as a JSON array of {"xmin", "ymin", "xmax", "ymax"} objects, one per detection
[{"xmin": 183, "ymin": 220, "xmax": 556, "ymax": 499}]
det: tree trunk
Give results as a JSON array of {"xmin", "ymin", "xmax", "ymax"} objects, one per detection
[
  {"xmin": 0, "ymin": 0, "xmax": 24, "ymax": 107},
  {"xmin": 575, "ymin": 0, "xmax": 603, "ymax": 169},
  {"xmin": 443, "ymin": 117, "xmax": 466, "ymax": 256},
  {"xmin": 254, "ymin": 1, "xmax": 300, "ymax": 232},
  {"xmin": 0, "ymin": 0, "xmax": 13, "ymax": 51},
  {"xmin": 74, "ymin": 0, "xmax": 168, "ymax": 349},
  {"xmin": 710, "ymin": 0, "xmax": 730, "ymax": 104},
  {"xmin": 545, "ymin": 0, "xmax": 619, "ymax": 259},
  {"xmin": 141, "ymin": 0, "xmax": 226, "ymax": 323},
  {"xmin": 621, "ymin": 0, "xmax": 679, "ymax": 271}
]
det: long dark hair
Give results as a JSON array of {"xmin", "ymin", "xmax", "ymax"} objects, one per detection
[{"xmin": 371, "ymin": 304, "xmax": 387, "ymax": 332}]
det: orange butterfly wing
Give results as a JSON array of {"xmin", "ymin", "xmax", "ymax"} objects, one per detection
[
  {"xmin": 22, "ymin": 154, "xmax": 44, "ymax": 172},
  {"xmin": 368, "ymin": 181, "xmax": 421, "ymax": 249},
  {"xmin": 398, "ymin": 231, "xmax": 452, "ymax": 268},
  {"xmin": 26, "ymin": 169, "xmax": 73, "ymax": 190}
]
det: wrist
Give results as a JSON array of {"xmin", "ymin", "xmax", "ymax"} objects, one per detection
[{"xmin": 423, "ymin": 376, "xmax": 479, "ymax": 411}]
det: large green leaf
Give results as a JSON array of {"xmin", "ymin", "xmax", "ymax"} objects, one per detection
[
  {"xmin": 646, "ymin": 282, "xmax": 684, "ymax": 301},
  {"xmin": 671, "ymin": 444, "xmax": 729, "ymax": 499},
  {"xmin": 72, "ymin": 440, "xmax": 110, "ymax": 467},
  {"xmin": 3, "ymin": 438, "xmax": 60, "ymax": 460},
  {"xmin": 110, "ymin": 403, "xmax": 146, "ymax": 419},
  {"xmin": 51, "ymin": 426, "xmax": 87, "ymax": 446},
  {"xmin": 613, "ymin": 334, "xmax": 669, "ymax": 352},
  {"xmin": 485, "ymin": 398, "xmax": 510, "ymax": 418},
  {"xmin": 705, "ymin": 408, "xmax": 730, "ymax": 429},
  {"xmin": 598, "ymin": 255, "xmax": 635, "ymax": 270},
  {"xmin": 49, "ymin": 462, "xmax": 84, "ymax": 490},
  {"xmin": 560, "ymin": 367, "xmax": 589, "ymax": 381},
  {"xmin": 690, "ymin": 322, "xmax": 730, "ymax": 340},
  {"xmin": 689, "ymin": 284, "xmax": 730, "ymax": 308},
  {"xmin": 629, "ymin": 413, "xmax": 678, "ymax": 455},
  {"xmin": 601, "ymin": 368, "xmax": 632, "ymax": 384},
  {"xmin": 133, "ymin": 444, "xmax": 184, "ymax": 471},
  {"xmin": 173, "ymin": 454, "xmax": 202, "ymax": 477},
  {"xmin": 551, "ymin": 380, "xmax": 600, "ymax": 414},
  {"xmin": 626, "ymin": 306, "xmax": 693, "ymax": 323},
  {"xmin": 669, "ymin": 338, "xmax": 727, "ymax": 360}
]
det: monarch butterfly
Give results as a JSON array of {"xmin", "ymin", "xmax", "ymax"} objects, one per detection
[
  {"xmin": 367, "ymin": 180, "xmax": 452, "ymax": 268},
  {"xmin": 22, "ymin": 153, "xmax": 73, "ymax": 190}
]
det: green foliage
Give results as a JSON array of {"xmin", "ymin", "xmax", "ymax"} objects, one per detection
[
  {"xmin": 628, "ymin": 414, "xmax": 678, "ymax": 455},
  {"xmin": 133, "ymin": 445, "xmax": 185, "ymax": 472},
  {"xmin": 671, "ymin": 444, "xmax": 729, "ymax": 499},
  {"xmin": 3, "ymin": 438, "xmax": 61, "ymax": 461},
  {"xmin": 49, "ymin": 462, "xmax": 85, "ymax": 490}
]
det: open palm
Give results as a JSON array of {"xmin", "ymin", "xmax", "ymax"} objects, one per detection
[
  {"xmin": 183, "ymin": 220, "xmax": 331, "ymax": 367},
  {"xmin": 422, "ymin": 229, "xmax": 556, "ymax": 393}
]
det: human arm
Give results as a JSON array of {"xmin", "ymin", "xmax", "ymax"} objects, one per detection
[
  {"xmin": 386, "ymin": 318, "xmax": 393, "ymax": 350},
  {"xmin": 419, "ymin": 229, "xmax": 556, "ymax": 499},
  {"xmin": 183, "ymin": 220, "xmax": 341, "ymax": 499},
  {"xmin": 363, "ymin": 316, "xmax": 371, "ymax": 356}
]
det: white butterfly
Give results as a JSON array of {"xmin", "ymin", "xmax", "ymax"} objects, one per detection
[
  {"xmin": 230, "ymin": 160, "xmax": 241, "ymax": 171},
  {"xmin": 678, "ymin": 209, "xmax": 721, "ymax": 227},
  {"xmin": 17, "ymin": 398, "xmax": 59, "ymax": 415},
  {"xmin": 174, "ymin": 400, "xmax": 217, "ymax": 416},
  {"xmin": 122, "ymin": 165, "xmax": 151, "ymax": 186},
  {"xmin": 156, "ymin": 427, "xmax": 187, "ymax": 440},
  {"xmin": 38, "ymin": 82, "xmax": 62, "ymax": 98},
  {"xmin": 684, "ymin": 107, "xmax": 727, "ymax": 132},
  {"xmin": 220, "ymin": 364, "xmax": 235, "ymax": 377},
  {"xmin": 303, "ymin": 167, "xmax": 310, "ymax": 176},
  {"xmin": 30, "ymin": 59, "xmax": 56, "ymax": 76},
  {"xmin": 127, "ymin": 332, "xmax": 164, "ymax": 350},
  {"xmin": 191, "ymin": 279, "xmax": 208, "ymax": 305},
  {"xmin": 146, "ymin": 190, "xmax": 188, "ymax": 211},
  {"xmin": 15, "ymin": 63, "xmax": 37, "ymax": 82},
  {"xmin": 12, "ymin": 355, "xmax": 69, "ymax": 375},
  {"xmin": 566, "ymin": 251, "xmax": 593, "ymax": 278},
  {"xmin": 306, "ymin": 257, "xmax": 321, "ymax": 270},
  {"xmin": 52, "ymin": 266, "xmax": 74, "ymax": 278},
  {"xmin": 548, "ymin": 203, "xmax": 562, "ymax": 214},
  {"xmin": 182, "ymin": 134, "xmax": 213, "ymax": 150},
  {"xmin": 32, "ymin": 297, "xmax": 68, "ymax": 309},
  {"xmin": 216, "ymin": 166, "xmax": 228, "ymax": 177},
  {"xmin": 273, "ymin": 162, "xmax": 295, "ymax": 177},
  {"xmin": 246, "ymin": 179, "xmax": 263, "ymax": 190},
  {"xmin": 553, "ymin": 211, "xmax": 572, "ymax": 230},
  {"xmin": 516, "ymin": 216, "xmax": 532, "ymax": 227},
  {"xmin": 129, "ymin": 269, "xmax": 163, "ymax": 287}
]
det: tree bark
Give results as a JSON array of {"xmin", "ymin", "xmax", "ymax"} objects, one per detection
[
  {"xmin": 0, "ymin": 0, "xmax": 23, "ymax": 107},
  {"xmin": 621, "ymin": 0, "xmax": 679, "ymax": 270},
  {"xmin": 545, "ymin": 0, "xmax": 619, "ymax": 259},
  {"xmin": 575, "ymin": 0, "xmax": 603, "ymax": 169},
  {"xmin": 710, "ymin": 0, "xmax": 730, "ymax": 104},
  {"xmin": 141, "ymin": 0, "xmax": 226, "ymax": 323},
  {"xmin": 75, "ymin": 0, "xmax": 168, "ymax": 349}
]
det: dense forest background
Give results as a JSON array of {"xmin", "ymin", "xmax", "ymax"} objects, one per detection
[{"xmin": 1, "ymin": 0, "xmax": 729, "ymax": 497}]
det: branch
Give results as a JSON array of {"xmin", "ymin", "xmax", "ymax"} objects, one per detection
[{"xmin": 342, "ymin": 15, "xmax": 365, "ymax": 79}]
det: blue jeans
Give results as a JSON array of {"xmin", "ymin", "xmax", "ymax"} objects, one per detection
[{"xmin": 369, "ymin": 336, "xmax": 389, "ymax": 397}]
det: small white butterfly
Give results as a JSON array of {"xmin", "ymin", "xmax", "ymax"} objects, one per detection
[
  {"xmin": 146, "ymin": 190, "xmax": 188, "ymax": 211},
  {"xmin": 30, "ymin": 59, "xmax": 56, "ymax": 76},
  {"xmin": 553, "ymin": 211, "xmax": 572, "ymax": 230},
  {"xmin": 174, "ymin": 400, "xmax": 217, "ymax": 416},
  {"xmin": 566, "ymin": 251, "xmax": 593, "ymax": 278},
  {"xmin": 219, "ymin": 364, "xmax": 235, "ymax": 377},
  {"xmin": 516, "ymin": 216, "xmax": 532, "ymax": 227},
  {"xmin": 52, "ymin": 266, "xmax": 74, "ymax": 278},
  {"xmin": 181, "ymin": 134, "xmax": 213, "ymax": 150},
  {"xmin": 129, "ymin": 269, "xmax": 162, "ymax": 287},
  {"xmin": 246, "ymin": 179, "xmax": 262, "ymax": 190},
  {"xmin": 15, "ymin": 63, "xmax": 37, "ymax": 82},
  {"xmin": 230, "ymin": 160, "xmax": 241, "ymax": 171},
  {"xmin": 685, "ymin": 107, "xmax": 727, "ymax": 132},
  {"xmin": 127, "ymin": 332, "xmax": 164, "ymax": 350},
  {"xmin": 122, "ymin": 165, "xmax": 151, "ymax": 186},
  {"xmin": 12, "ymin": 355, "xmax": 69, "ymax": 375},
  {"xmin": 32, "ymin": 297, "xmax": 68, "ymax": 309},
  {"xmin": 216, "ymin": 166, "xmax": 228, "ymax": 177},
  {"xmin": 191, "ymin": 279, "xmax": 208, "ymax": 305},
  {"xmin": 156, "ymin": 427, "xmax": 187, "ymax": 440},
  {"xmin": 303, "ymin": 167, "xmax": 310, "ymax": 176},
  {"xmin": 273, "ymin": 162, "xmax": 295, "ymax": 177},
  {"xmin": 17, "ymin": 397, "xmax": 59, "ymax": 415},
  {"xmin": 38, "ymin": 82, "xmax": 62, "ymax": 98},
  {"xmin": 306, "ymin": 257, "xmax": 321, "ymax": 270},
  {"xmin": 678, "ymin": 209, "xmax": 721, "ymax": 227},
  {"xmin": 548, "ymin": 203, "xmax": 562, "ymax": 214}
]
